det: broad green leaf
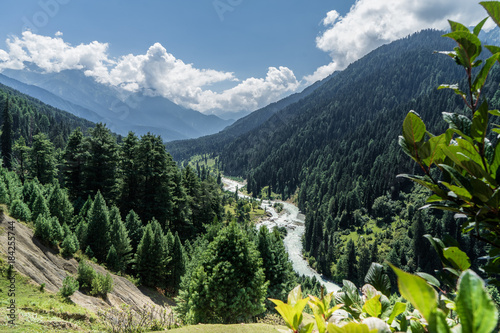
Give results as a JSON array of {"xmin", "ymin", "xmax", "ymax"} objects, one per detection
[
  {"xmin": 456, "ymin": 270, "xmax": 499, "ymax": 333},
  {"xmin": 415, "ymin": 272, "xmax": 441, "ymax": 289},
  {"xmin": 440, "ymin": 181, "xmax": 472, "ymax": 201},
  {"xmin": 327, "ymin": 322, "xmax": 377, "ymax": 333},
  {"xmin": 470, "ymin": 102, "xmax": 489, "ymax": 144},
  {"xmin": 362, "ymin": 294, "xmax": 382, "ymax": 318},
  {"xmin": 438, "ymin": 164, "xmax": 474, "ymax": 194},
  {"xmin": 442, "ymin": 112, "xmax": 471, "ymax": 135},
  {"xmin": 299, "ymin": 322, "xmax": 315, "ymax": 333},
  {"xmin": 438, "ymin": 84, "xmax": 467, "ymax": 100},
  {"xmin": 448, "ymin": 20, "xmax": 469, "ymax": 32},
  {"xmin": 427, "ymin": 309, "xmax": 452, "ymax": 333},
  {"xmin": 443, "ymin": 247, "xmax": 471, "ymax": 271},
  {"xmin": 481, "ymin": 1, "xmax": 500, "ymax": 27},
  {"xmin": 402, "ymin": 111, "xmax": 426, "ymax": 151},
  {"xmin": 269, "ymin": 299, "xmax": 295, "ymax": 330},
  {"xmin": 288, "ymin": 285, "xmax": 303, "ymax": 307},
  {"xmin": 396, "ymin": 174, "xmax": 448, "ymax": 198},
  {"xmin": 361, "ymin": 317, "xmax": 391, "ymax": 333},
  {"xmin": 388, "ymin": 263, "xmax": 438, "ymax": 321},
  {"xmin": 387, "ymin": 302, "xmax": 406, "ymax": 325},
  {"xmin": 364, "ymin": 263, "xmax": 391, "ymax": 297},
  {"xmin": 473, "ymin": 17, "xmax": 489, "ymax": 36},
  {"xmin": 314, "ymin": 313, "xmax": 327, "ymax": 333},
  {"xmin": 443, "ymin": 31, "xmax": 482, "ymax": 66},
  {"xmin": 473, "ymin": 55, "xmax": 500, "ymax": 93},
  {"xmin": 420, "ymin": 132, "xmax": 449, "ymax": 167},
  {"xmin": 469, "ymin": 178, "xmax": 494, "ymax": 203},
  {"xmin": 490, "ymin": 138, "xmax": 500, "ymax": 176},
  {"xmin": 485, "ymin": 45, "xmax": 500, "ymax": 56}
]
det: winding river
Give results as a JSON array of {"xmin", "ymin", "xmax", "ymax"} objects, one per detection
[{"xmin": 222, "ymin": 178, "xmax": 340, "ymax": 293}]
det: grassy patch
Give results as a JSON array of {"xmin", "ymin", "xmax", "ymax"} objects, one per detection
[
  {"xmin": 167, "ymin": 323, "xmax": 286, "ymax": 332},
  {"xmin": 0, "ymin": 259, "xmax": 103, "ymax": 332}
]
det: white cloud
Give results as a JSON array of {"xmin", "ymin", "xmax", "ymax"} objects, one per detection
[
  {"xmin": 305, "ymin": 0, "xmax": 494, "ymax": 83},
  {"xmin": 0, "ymin": 31, "xmax": 299, "ymax": 114},
  {"xmin": 0, "ymin": 31, "xmax": 111, "ymax": 74}
]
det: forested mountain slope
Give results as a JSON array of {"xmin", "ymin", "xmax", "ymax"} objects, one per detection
[
  {"xmin": 165, "ymin": 76, "xmax": 330, "ymax": 160},
  {"xmin": 0, "ymin": 82, "xmax": 95, "ymax": 149}
]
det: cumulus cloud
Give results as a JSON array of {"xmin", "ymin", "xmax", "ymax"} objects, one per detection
[
  {"xmin": 305, "ymin": 0, "xmax": 494, "ymax": 84},
  {"xmin": 0, "ymin": 31, "xmax": 299, "ymax": 114}
]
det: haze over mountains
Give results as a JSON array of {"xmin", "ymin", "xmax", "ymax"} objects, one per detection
[{"xmin": 0, "ymin": 68, "xmax": 234, "ymax": 141}]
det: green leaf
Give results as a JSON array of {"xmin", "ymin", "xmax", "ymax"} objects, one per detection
[
  {"xmin": 481, "ymin": 1, "xmax": 500, "ymax": 27},
  {"xmin": 387, "ymin": 302, "xmax": 406, "ymax": 325},
  {"xmin": 443, "ymin": 31, "xmax": 482, "ymax": 66},
  {"xmin": 299, "ymin": 322, "xmax": 315, "ymax": 333},
  {"xmin": 448, "ymin": 20, "xmax": 470, "ymax": 32},
  {"xmin": 473, "ymin": 55, "xmax": 500, "ymax": 93},
  {"xmin": 362, "ymin": 294, "xmax": 382, "ymax": 318},
  {"xmin": 442, "ymin": 112, "xmax": 471, "ymax": 135},
  {"xmin": 388, "ymin": 263, "xmax": 438, "ymax": 321},
  {"xmin": 485, "ymin": 45, "xmax": 500, "ymax": 56},
  {"xmin": 327, "ymin": 322, "xmax": 377, "ymax": 333},
  {"xmin": 288, "ymin": 285, "xmax": 303, "ymax": 307},
  {"xmin": 440, "ymin": 181, "xmax": 473, "ymax": 201},
  {"xmin": 470, "ymin": 102, "xmax": 489, "ymax": 144},
  {"xmin": 402, "ymin": 111, "xmax": 426, "ymax": 156},
  {"xmin": 364, "ymin": 263, "xmax": 391, "ymax": 297},
  {"xmin": 427, "ymin": 309, "xmax": 452, "ymax": 333},
  {"xmin": 438, "ymin": 84, "xmax": 467, "ymax": 100},
  {"xmin": 420, "ymin": 132, "xmax": 450, "ymax": 167},
  {"xmin": 473, "ymin": 17, "xmax": 489, "ymax": 36},
  {"xmin": 415, "ymin": 272, "xmax": 441, "ymax": 289},
  {"xmin": 456, "ymin": 270, "xmax": 499, "ymax": 333},
  {"xmin": 443, "ymin": 247, "xmax": 471, "ymax": 271}
]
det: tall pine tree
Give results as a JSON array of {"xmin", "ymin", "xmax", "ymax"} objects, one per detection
[
  {"xmin": 1, "ymin": 98, "xmax": 12, "ymax": 170},
  {"xmin": 86, "ymin": 191, "xmax": 111, "ymax": 262}
]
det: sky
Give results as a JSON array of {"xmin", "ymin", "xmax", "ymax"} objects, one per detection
[{"xmin": 0, "ymin": 0, "xmax": 495, "ymax": 116}]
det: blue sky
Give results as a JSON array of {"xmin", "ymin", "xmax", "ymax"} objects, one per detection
[{"xmin": 0, "ymin": 0, "xmax": 493, "ymax": 116}]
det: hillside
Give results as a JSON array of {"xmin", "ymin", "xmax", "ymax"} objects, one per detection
[
  {"xmin": 165, "ymin": 76, "xmax": 330, "ymax": 161},
  {"xmin": 0, "ymin": 213, "xmax": 172, "ymax": 331},
  {"xmin": 0, "ymin": 82, "xmax": 95, "ymax": 149}
]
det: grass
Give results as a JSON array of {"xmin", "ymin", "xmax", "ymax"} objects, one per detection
[
  {"xmin": 0, "ymin": 258, "xmax": 104, "ymax": 332},
  {"xmin": 166, "ymin": 323, "xmax": 287, "ymax": 332}
]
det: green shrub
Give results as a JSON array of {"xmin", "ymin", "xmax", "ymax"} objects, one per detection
[
  {"xmin": 59, "ymin": 275, "xmax": 79, "ymax": 298},
  {"xmin": 9, "ymin": 199, "xmax": 31, "ymax": 222}
]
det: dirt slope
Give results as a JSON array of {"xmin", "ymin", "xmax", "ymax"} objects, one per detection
[{"xmin": 0, "ymin": 213, "xmax": 172, "ymax": 315}]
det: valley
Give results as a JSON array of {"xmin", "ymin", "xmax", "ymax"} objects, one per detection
[{"xmin": 223, "ymin": 177, "xmax": 340, "ymax": 293}]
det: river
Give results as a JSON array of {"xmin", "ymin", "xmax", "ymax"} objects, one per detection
[{"xmin": 222, "ymin": 177, "xmax": 340, "ymax": 293}]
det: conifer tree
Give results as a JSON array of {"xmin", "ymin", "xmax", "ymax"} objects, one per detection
[
  {"xmin": 86, "ymin": 191, "xmax": 111, "ymax": 262},
  {"xmin": 119, "ymin": 132, "xmax": 140, "ymax": 214},
  {"xmin": 63, "ymin": 128, "xmax": 85, "ymax": 201},
  {"xmin": 106, "ymin": 245, "xmax": 119, "ymax": 272},
  {"xmin": 257, "ymin": 226, "xmax": 296, "ymax": 306},
  {"xmin": 136, "ymin": 133, "xmax": 173, "ymax": 228},
  {"xmin": 170, "ymin": 232, "xmax": 185, "ymax": 292},
  {"xmin": 61, "ymin": 232, "xmax": 79, "ymax": 257},
  {"xmin": 29, "ymin": 133, "xmax": 57, "ymax": 184},
  {"xmin": 0, "ymin": 177, "xmax": 9, "ymax": 205},
  {"xmin": 31, "ymin": 189, "xmax": 49, "ymax": 222},
  {"xmin": 1, "ymin": 98, "xmax": 12, "ymax": 170},
  {"xmin": 109, "ymin": 206, "xmax": 132, "ymax": 272},
  {"xmin": 125, "ymin": 210, "xmax": 143, "ymax": 252},
  {"xmin": 83, "ymin": 123, "xmax": 118, "ymax": 203},
  {"xmin": 135, "ymin": 219, "xmax": 169, "ymax": 288},
  {"xmin": 12, "ymin": 136, "xmax": 28, "ymax": 183},
  {"xmin": 176, "ymin": 222, "xmax": 267, "ymax": 324},
  {"xmin": 48, "ymin": 183, "xmax": 74, "ymax": 225}
]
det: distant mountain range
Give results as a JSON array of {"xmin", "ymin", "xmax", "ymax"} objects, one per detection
[{"xmin": 0, "ymin": 68, "xmax": 234, "ymax": 141}]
